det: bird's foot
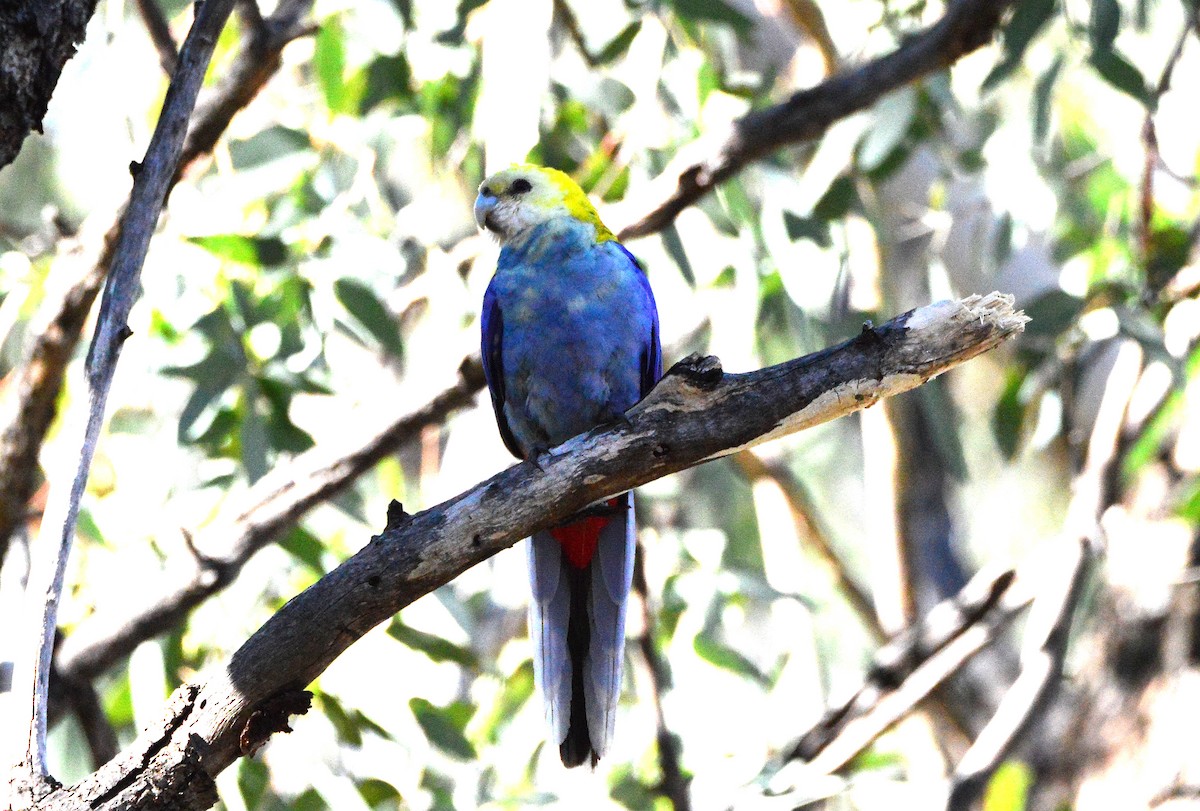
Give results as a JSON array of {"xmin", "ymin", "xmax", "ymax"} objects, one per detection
[{"xmin": 525, "ymin": 445, "xmax": 552, "ymax": 472}]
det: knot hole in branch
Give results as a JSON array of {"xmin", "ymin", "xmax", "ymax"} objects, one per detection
[
  {"xmin": 239, "ymin": 689, "xmax": 313, "ymax": 756},
  {"xmin": 666, "ymin": 352, "xmax": 723, "ymax": 389}
]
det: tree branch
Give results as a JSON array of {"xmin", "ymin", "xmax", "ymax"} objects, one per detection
[
  {"xmin": 55, "ymin": 356, "xmax": 486, "ymax": 682},
  {"xmin": 0, "ymin": 0, "xmax": 316, "ymax": 566},
  {"xmin": 783, "ymin": 566, "xmax": 1024, "ymax": 766},
  {"xmin": 28, "ymin": 293, "xmax": 1025, "ymax": 810},
  {"xmin": 615, "ymin": 0, "xmax": 1014, "ymax": 241},
  {"xmin": 7, "ymin": 1, "xmax": 238, "ymax": 804},
  {"xmin": 134, "ymin": 0, "xmax": 178, "ymax": 76}
]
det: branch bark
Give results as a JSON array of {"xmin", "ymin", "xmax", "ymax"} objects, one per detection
[
  {"xmin": 27, "ymin": 294, "xmax": 1026, "ymax": 810},
  {"xmin": 615, "ymin": 0, "xmax": 1014, "ymax": 241},
  {"xmin": 0, "ymin": 0, "xmax": 101, "ymax": 171},
  {"xmin": 8, "ymin": 1, "xmax": 239, "ymax": 804}
]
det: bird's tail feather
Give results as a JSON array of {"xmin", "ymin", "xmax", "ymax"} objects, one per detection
[{"xmin": 528, "ymin": 492, "xmax": 635, "ymax": 767}]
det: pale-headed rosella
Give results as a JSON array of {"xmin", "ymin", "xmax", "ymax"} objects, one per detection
[{"xmin": 474, "ymin": 164, "xmax": 661, "ymax": 767}]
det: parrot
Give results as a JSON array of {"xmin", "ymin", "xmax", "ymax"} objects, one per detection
[{"xmin": 473, "ymin": 164, "xmax": 662, "ymax": 767}]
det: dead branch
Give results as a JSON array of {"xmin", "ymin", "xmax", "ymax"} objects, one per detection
[
  {"xmin": 946, "ymin": 339, "xmax": 1143, "ymax": 809},
  {"xmin": 785, "ymin": 566, "xmax": 1024, "ymax": 765},
  {"xmin": 24, "ymin": 294, "xmax": 1025, "ymax": 810},
  {"xmin": 759, "ymin": 565, "xmax": 1030, "ymax": 805}
]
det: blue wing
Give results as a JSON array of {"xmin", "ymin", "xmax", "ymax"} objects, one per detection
[
  {"xmin": 615, "ymin": 243, "xmax": 662, "ymax": 396},
  {"xmin": 481, "ymin": 280, "xmax": 523, "ymax": 459}
]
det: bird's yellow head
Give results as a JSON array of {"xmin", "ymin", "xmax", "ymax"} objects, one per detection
[{"xmin": 473, "ymin": 164, "xmax": 615, "ymax": 244}]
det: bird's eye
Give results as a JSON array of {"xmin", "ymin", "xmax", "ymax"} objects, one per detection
[{"xmin": 509, "ymin": 178, "xmax": 533, "ymax": 195}]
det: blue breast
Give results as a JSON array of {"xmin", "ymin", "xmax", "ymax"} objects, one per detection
[{"xmin": 487, "ymin": 218, "xmax": 656, "ymax": 453}]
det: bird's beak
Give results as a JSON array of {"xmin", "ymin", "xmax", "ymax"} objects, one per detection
[{"xmin": 474, "ymin": 191, "xmax": 497, "ymax": 232}]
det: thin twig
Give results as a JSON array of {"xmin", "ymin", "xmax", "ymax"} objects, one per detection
[
  {"xmin": 7, "ymin": 0, "xmax": 238, "ymax": 804},
  {"xmin": 616, "ymin": 0, "xmax": 1013, "ymax": 241},
  {"xmin": 945, "ymin": 541, "xmax": 1092, "ymax": 810},
  {"xmin": 633, "ymin": 543, "xmax": 691, "ymax": 811},
  {"xmin": 1139, "ymin": 5, "xmax": 1198, "ymax": 293},
  {"xmin": 134, "ymin": 0, "xmax": 179, "ymax": 76},
  {"xmin": 55, "ymin": 356, "xmax": 486, "ymax": 681},
  {"xmin": 784, "ymin": 566, "xmax": 1022, "ymax": 764},
  {"xmin": 0, "ymin": 0, "xmax": 316, "ymax": 568},
  {"xmin": 762, "ymin": 568, "xmax": 1030, "ymax": 800}
]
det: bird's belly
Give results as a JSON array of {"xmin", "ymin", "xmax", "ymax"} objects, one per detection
[{"xmin": 502, "ymin": 321, "xmax": 642, "ymax": 452}]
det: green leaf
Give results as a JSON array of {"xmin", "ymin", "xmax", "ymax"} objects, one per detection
[
  {"xmin": 983, "ymin": 760, "xmax": 1033, "ymax": 811},
  {"xmin": 783, "ymin": 211, "xmax": 832, "ymax": 247},
  {"xmin": 280, "ymin": 526, "xmax": 325, "ymax": 574},
  {"xmin": 102, "ymin": 670, "xmax": 134, "ymax": 728},
  {"xmin": 239, "ymin": 389, "xmax": 269, "ymax": 484},
  {"xmin": 1177, "ymin": 479, "xmax": 1200, "ymax": 525},
  {"xmin": 168, "ymin": 355, "xmax": 240, "ymax": 442},
  {"xmin": 693, "ymin": 633, "xmax": 769, "ymax": 685},
  {"xmin": 483, "ymin": 661, "xmax": 534, "ymax": 743},
  {"xmin": 813, "ymin": 175, "xmax": 857, "ymax": 221},
  {"xmin": 991, "ymin": 366, "xmax": 1028, "ymax": 459},
  {"xmin": 409, "ymin": 698, "xmax": 477, "ymax": 760},
  {"xmin": 1033, "ymin": 55, "xmax": 1065, "ymax": 142},
  {"xmin": 850, "ymin": 747, "xmax": 905, "ymax": 772},
  {"xmin": 333, "ymin": 278, "xmax": 404, "ymax": 359},
  {"xmin": 361, "ymin": 53, "xmax": 415, "ymax": 113},
  {"xmin": 237, "ymin": 758, "xmax": 271, "ymax": 809},
  {"xmin": 76, "ymin": 508, "xmax": 107, "ymax": 548},
  {"xmin": 1089, "ymin": 0, "xmax": 1120, "ymax": 53},
  {"xmin": 670, "ymin": 0, "xmax": 752, "ymax": 33},
  {"xmin": 596, "ymin": 20, "xmax": 642, "ymax": 64},
  {"xmin": 228, "ymin": 126, "xmax": 310, "ymax": 170},
  {"xmin": 315, "ymin": 16, "xmax": 348, "ymax": 113},
  {"xmin": 1089, "ymin": 49, "xmax": 1150, "ymax": 104},
  {"xmin": 982, "ymin": 0, "xmax": 1057, "ymax": 89},
  {"xmin": 187, "ymin": 234, "xmax": 288, "ymax": 267},
  {"xmin": 319, "ymin": 692, "xmax": 363, "ymax": 746},
  {"xmin": 661, "ymin": 224, "xmax": 696, "ymax": 286},
  {"xmin": 609, "ymin": 763, "xmax": 660, "ymax": 810},
  {"xmin": 1022, "ymin": 290, "xmax": 1084, "ymax": 339},
  {"xmin": 435, "ymin": 0, "xmax": 488, "ymax": 45},
  {"xmin": 358, "ymin": 778, "xmax": 403, "ymax": 807},
  {"xmin": 387, "ymin": 619, "xmax": 479, "ymax": 667}
]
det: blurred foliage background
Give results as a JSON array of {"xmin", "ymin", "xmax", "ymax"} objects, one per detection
[{"xmin": 1, "ymin": 0, "xmax": 1200, "ymax": 809}]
